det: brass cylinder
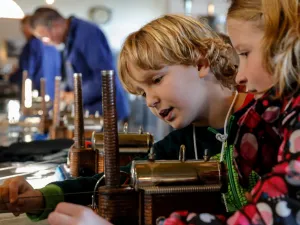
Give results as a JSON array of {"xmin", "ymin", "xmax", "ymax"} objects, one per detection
[
  {"xmin": 92, "ymin": 132, "xmax": 153, "ymax": 153},
  {"xmin": 131, "ymin": 160, "xmax": 225, "ymax": 191}
]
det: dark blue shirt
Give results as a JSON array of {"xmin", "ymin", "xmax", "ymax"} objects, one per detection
[
  {"xmin": 63, "ymin": 17, "xmax": 130, "ymax": 120},
  {"xmin": 10, "ymin": 37, "xmax": 61, "ymax": 100},
  {"xmin": 42, "ymin": 44, "xmax": 61, "ymax": 100}
]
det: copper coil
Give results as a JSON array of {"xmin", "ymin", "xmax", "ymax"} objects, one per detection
[
  {"xmin": 73, "ymin": 73, "xmax": 85, "ymax": 149},
  {"xmin": 97, "ymin": 187, "xmax": 139, "ymax": 225},
  {"xmin": 39, "ymin": 78, "xmax": 46, "ymax": 134},
  {"xmin": 69, "ymin": 147, "xmax": 97, "ymax": 177},
  {"xmin": 102, "ymin": 70, "xmax": 120, "ymax": 187},
  {"xmin": 143, "ymin": 194, "xmax": 154, "ymax": 225},
  {"xmin": 98, "ymin": 154, "xmax": 104, "ymax": 173},
  {"xmin": 53, "ymin": 76, "xmax": 61, "ymax": 127}
]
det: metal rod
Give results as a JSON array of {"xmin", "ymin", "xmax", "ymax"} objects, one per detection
[
  {"xmin": 53, "ymin": 76, "xmax": 61, "ymax": 127},
  {"xmin": 73, "ymin": 73, "xmax": 85, "ymax": 149},
  {"xmin": 102, "ymin": 70, "xmax": 120, "ymax": 187}
]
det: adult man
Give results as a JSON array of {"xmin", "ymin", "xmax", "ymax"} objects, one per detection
[
  {"xmin": 10, "ymin": 15, "xmax": 61, "ymax": 100},
  {"xmin": 30, "ymin": 8, "xmax": 130, "ymax": 120}
]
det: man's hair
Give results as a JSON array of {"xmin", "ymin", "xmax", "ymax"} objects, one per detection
[
  {"xmin": 21, "ymin": 15, "xmax": 31, "ymax": 25},
  {"xmin": 30, "ymin": 7, "xmax": 64, "ymax": 29}
]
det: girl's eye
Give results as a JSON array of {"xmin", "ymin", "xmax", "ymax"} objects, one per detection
[
  {"xmin": 153, "ymin": 76, "xmax": 163, "ymax": 84},
  {"xmin": 238, "ymin": 52, "xmax": 249, "ymax": 57}
]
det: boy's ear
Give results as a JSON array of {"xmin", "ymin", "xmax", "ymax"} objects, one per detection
[{"xmin": 197, "ymin": 58, "xmax": 210, "ymax": 78}]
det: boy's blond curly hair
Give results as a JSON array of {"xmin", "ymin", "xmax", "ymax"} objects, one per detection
[{"xmin": 118, "ymin": 14, "xmax": 237, "ymax": 95}]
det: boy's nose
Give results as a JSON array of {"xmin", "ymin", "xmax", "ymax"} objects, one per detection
[{"xmin": 146, "ymin": 96, "xmax": 159, "ymax": 108}]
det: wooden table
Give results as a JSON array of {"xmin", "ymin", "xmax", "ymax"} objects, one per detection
[{"xmin": 0, "ymin": 213, "xmax": 48, "ymax": 225}]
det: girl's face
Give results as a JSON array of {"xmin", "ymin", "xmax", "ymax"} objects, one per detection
[
  {"xmin": 227, "ymin": 19, "xmax": 274, "ymax": 98},
  {"xmin": 127, "ymin": 63, "xmax": 211, "ymax": 129}
]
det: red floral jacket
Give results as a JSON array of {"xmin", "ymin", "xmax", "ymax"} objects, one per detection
[{"xmin": 161, "ymin": 88, "xmax": 300, "ymax": 225}]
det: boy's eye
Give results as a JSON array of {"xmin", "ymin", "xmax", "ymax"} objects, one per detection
[
  {"xmin": 153, "ymin": 76, "xmax": 163, "ymax": 84},
  {"xmin": 141, "ymin": 92, "xmax": 146, "ymax": 98}
]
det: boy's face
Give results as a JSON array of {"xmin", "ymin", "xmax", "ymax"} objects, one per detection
[
  {"xmin": 227, "ymin": 19, "xmax": 274, "ymax": 98},
  {"xmin": 127, "ymin": 63, "xmax": 210, "ymax": 129}
]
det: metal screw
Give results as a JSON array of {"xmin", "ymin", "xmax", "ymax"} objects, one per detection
[{"xmin": 179, "ymin": 145, "xmax": 186, "ymax": 162}]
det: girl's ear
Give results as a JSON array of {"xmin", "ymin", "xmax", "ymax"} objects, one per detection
[{"xmin": 197, "ymin": 58, "xmax": 210, "ymax": 78}]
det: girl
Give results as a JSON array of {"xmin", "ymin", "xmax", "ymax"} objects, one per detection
[{"xmin": 161, "ymin": 0, "xmax": 300, "ymax": 224}]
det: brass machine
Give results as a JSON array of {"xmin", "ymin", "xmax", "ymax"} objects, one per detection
[
  {"xmin": 69, "ymin": 71, "xmax": 154, "ymax": 177},
  {"xmin": 68, "ymin": 73, "xmax": 97, "ymax": 177},
  {"xmin": 91, "ymin": 123, "xmax": 153, "ymax": 173},
  {"xmin": 49, "ymin": 75, "xmax": 101, "ymax": 140},
  {"xmin": 63, "ymin": 105, "xmax": 103, "ymax": 139},
  {"xmin": 92, "ymin": 70, "xmax": 228, "ymax": 225}
]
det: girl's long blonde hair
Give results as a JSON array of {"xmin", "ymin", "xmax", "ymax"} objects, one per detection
[
  {"xmin": 118, "ymin": 14, "xmax": 237, "ymax": 95},
  {"xmin": 228, "ymin": 0, "xmax": 300, "ymax": 96}
]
